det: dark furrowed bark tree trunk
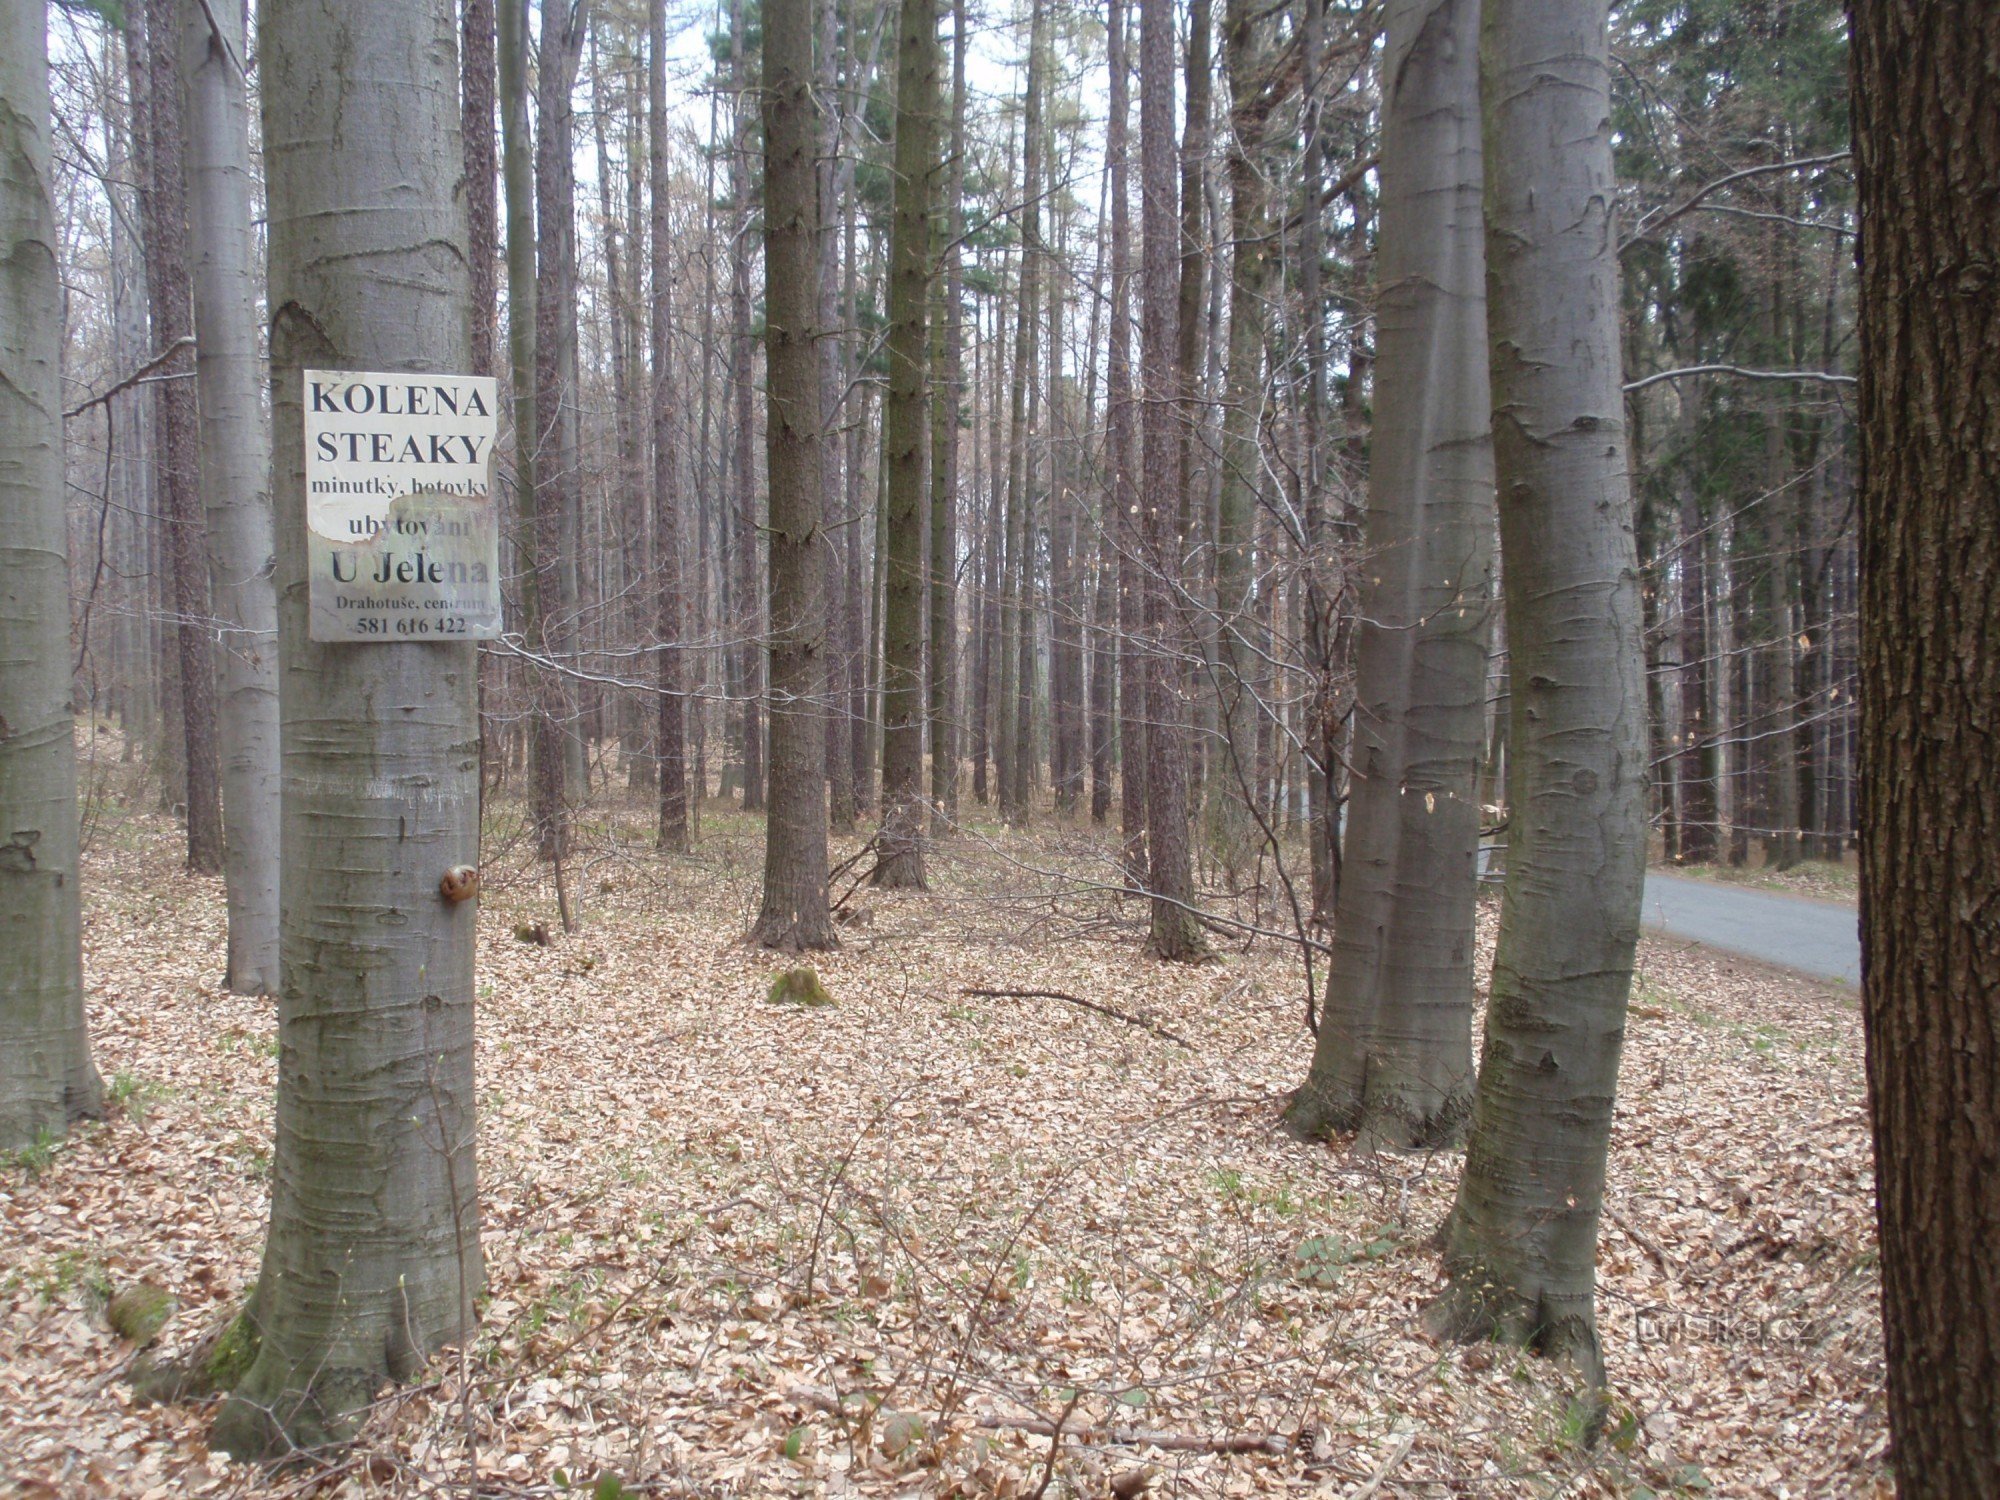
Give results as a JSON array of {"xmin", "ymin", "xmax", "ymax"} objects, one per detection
[
  {"xmin": 752, "ymin": 0, "xmax": 837, "ymax": 952},
  {"xmin": 820, "ymin": 0, "xmax": 855, "ymax": 835},
  {"xmin": 998, "ymin": 32, "xmax": 1041, "ymax": 829},
  {"xmin": 928, "ymin": 0, "xmax": 967, "ymax": 836},
  {"xmin": 1851, "ymin": 3, "xmax": 2000, "ymax": 1491},
  {"xmin": 1139, "ymin": 0, "xmax": 1205, "ymax": 962},
  {"xmin": 875, "ymin": 0, "xmax": 940, "ymax": 887},
  {"xmin": 181, "ymin": 0, "xmax": 282, "ymax": 992},
  {"xmin": 463, "ymin": 0, "xmax": 498, "ymax": 379},
  {"xmin": 1207, "ymin": 0, "xmax": 1274, "ymax": 877},
  {"xmin": 651, "ymin": 0, "xmax": 689, "ymax": 850},
  {"xmin": 0, "ymin": 0, "xmax": 104, "ymax": 1150},
  {"xmin": 1286, "ymin": 0, "xmax": 1494, "ymax": 1151},
  {"xmin": 216, "ymin": 0, "xmax": 482, "ymax": 1454},
  {"xmin": 142, "ymin": 0, "xmax": 224, "ymax": 877},
  {"xmin": 1427, "ymin": 0, "xmax": 1647, "ymax": 1394},
  {"xmin": 1107, "ymin": 0, "xmax": 1146, "ymax": 883}
]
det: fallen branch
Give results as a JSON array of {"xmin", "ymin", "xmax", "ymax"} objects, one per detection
[
  {"xmin": 960, "ymin": 987, "xmax": 1192, "ymax": 1048},
  {"xmin": 977, "ymin": 1412, "xmax": 1286, "ymax": 1456}
]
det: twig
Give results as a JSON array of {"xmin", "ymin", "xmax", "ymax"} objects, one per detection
[
  {"xmin": 1028, "ymin": 1391, "xmax": 1086, "ymax": 1498},
  {"xmin": 62, "ymin": 336, "xmax": 195, "ymax": 419},
  {"xmin": 960, "ymin": 987, "xmax": 1192, "ymax": 1048},
  {"xmin": 977, "ymin": 1412, "xmax": 1286, "ymax": 1456},
  {"xmin": 1344, "ymin": 1431, "xmax": 1415, "ymax": 1499}
]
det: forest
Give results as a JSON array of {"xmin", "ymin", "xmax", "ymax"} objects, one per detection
[{"xmin": 2, "ymin": 0, "xmax": 1994, "ymax": 1495}]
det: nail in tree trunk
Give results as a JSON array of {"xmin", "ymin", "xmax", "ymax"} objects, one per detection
[
  {"xmin": 1851, "ymin": 2, "xmax": 2000, "ymax": 1490},
  {"xmin": 181, "ymin": 0, "xmax": 281, "ymax": 993},
  {"xmin": 875, "ymin": 0, "xmax": 939, "ymax": 887},
  {"xmin": 142, "ymin": 0, "xmax": 224, "ymax": 877},
  {"xmin": 215, "ymin": 0, "xmax": 482, "ymax": 1453},
  {"xmin": 0, "ymin": 0, "xmax": 103, "ymax": 1150},
  {"xmin": 1139, "ymin": 0, "xmax": 1204, "ymax": 961},
  {"xmin": 1427, "ymin": 0, "xmax": 1647, "ymax": 1392},
  {"xmin": 1287, "ymin": 0, "xmax": 1495, "ymax": 1149},
  {"xmin": 1107, "ymin": 0, "xmax": 1146, "ymax": 879},
  {"xmin": 650, "ymin": 0, "xmax": 689, "ymax": 850},
  {"xmin": 752, "ymin": 0, "xmax": 838, "ymax": 951}
]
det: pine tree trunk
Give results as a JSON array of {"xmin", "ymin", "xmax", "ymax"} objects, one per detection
[
  {"xmin": 1138, "ymin": 0, "xmax": 1204, "ymax": 961},
  {"xmin": 1851, "ymin": 4, "xmax": 2000, "ymax": 1490},
  {"xmin": 463, "ymin": 0, "xmax": 498, "ymax": 378},
  {"xmin": 1428, "ymin": 0, "xmax": 1647, "ymax": 1391},
  {"xmin": 650, "ymin": 0, "xmax": 689, "ymax": 849},
  {"xmin": 752, "ymin": 0, "xmax": 837, "ymax": 951},
  {"xmin": 180, "ymin": 0, "xmax": 281, "ymax": 992},
  {"xmin": 820, "ymin": 0, "xmax": 855, "ymax": 835},
  {"xmin": 875, "ymin": 0, "xmax": 938, "ymax": 888},
  {"xmin": 927, "ymin": 0, "xmax": 967, "ymax": 835},
  {"xmin": 143, "ymin": 0, "xmax": 224, "ymax": 876},
  {"xmin": 1107, "ymin": 0, "xmax": 1146, "ymax": 881},
  {"xmin": 1208, "ymin": 0, "xmax": 1274, "ymax": 872},
  {"xmin": 1287, "ymin": 0, "xmax": 1494, "ymax": 1149},
  {"xmin": 0, "ymin": 0, "xmax": 103, "ymax": 1150},
  {"xmin": 216, "ymin": 0, "xmax": 482, "ymax": 1452},
  {"xmin": 999, "ymin": 38, "xmax": 1041, "ymax": 828}
]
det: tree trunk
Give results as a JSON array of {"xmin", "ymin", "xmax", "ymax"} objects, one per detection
[
  {"xmin": 875, "ymin": 0, "xmax": 940, "ymax": 887},
  {"xmin": 650, "ymin": 0, "xmax": 689, "ymax": 849},
  {"xmin": 0, "ymin": 0, "xmax": 103, "ymax": 1150},
  {"xmin": 1139, "ymin": 0, "xmax": 1204, "ymax": 961},
  {"xmin": 1207, "ymin": 0, "xmax": 1274, "ymax": 874},
  {"xmin": 533, "ymin": 0, "xmax": 585, "ymax": 861},
  {"xmin": 462, "ymin": 0, "xmax": 498, "ymax": 379},
  {"xmin": 928, "ymin": 0, "xmax": 967, "ymax": 835},
  {"xmin": 216, "ymin": 0, "xmax": 482, "ymax": 1453},
  {"xmin": 181, "ymin": 0, "xmax": 281, "ymax": 993},
  {"xmin": 999, "ymin": 36, "xmax": 1041, "ymax": 829},
  {"xmin": 142, "ymin": 0, "xmax": 224, "ymax": 876},
  {"xmin": 1108, "ymin": 0, "xmax": 1146, "ymax": 882},
  {"xmin": 1851, "ymin": 4, "xmax": 2000, "ymax": 1491},
  {"xmin": 1428, "ymin": 0, "xmax": 1647, "ymax": 1393},
  {"xmin": 752, "ymin": 0, "xmax": 837, "ymax": 951},
  {"xmin": 1286, "ymin": 0, "xmax": 1494, "ymax": 1150}
]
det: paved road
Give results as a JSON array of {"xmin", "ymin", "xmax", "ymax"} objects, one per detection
[{"xmin": 1641, "ymin": 872, "xmax": 1860, "ymax": 986}]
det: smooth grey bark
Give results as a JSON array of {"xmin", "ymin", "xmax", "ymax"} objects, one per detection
[
  {"xmin": 1427, "ymin": 0, "xmax": 1647, "ymax": 1391},
  {"xmin": 752, "ymin": 0, "xmax": 836, "ymax": 951},
  {"xmin": 180, "ymin": 0, "xmax": 281, "ymax": 995},
  {"xmin": 0, "ymin": 0, "xmax": 103, "ymax": 1151},
  {"xmin": 874, "ymin": 0, "xmax": 939, "ymax": 888},
  {"xmin": 216, "ymin": 0, "xmax": 483, "ymax": 1455},
  {"xmin": 1287, "ymin": 0, "xmax": 1495, "ymax": 1149}
]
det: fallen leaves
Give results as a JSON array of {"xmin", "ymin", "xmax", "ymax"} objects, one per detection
[{"xmin": 0, "ymin": 797, "xmax": 1887, "ymax": 1497}]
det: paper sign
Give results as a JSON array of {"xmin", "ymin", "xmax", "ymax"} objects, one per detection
[{"xmin": 304, "ymin": 369, "xmax": 503, "ymax": 642}]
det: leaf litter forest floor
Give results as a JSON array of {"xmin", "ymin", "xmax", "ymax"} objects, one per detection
[{"xmin": 4, "ymin": 779, "xmax": 1888, "ymax": 1499}]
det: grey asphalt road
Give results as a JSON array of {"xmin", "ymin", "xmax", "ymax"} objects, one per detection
[{"xmin": 1641, "ymin": 871, "xmax": 1860, "ymax": 986}]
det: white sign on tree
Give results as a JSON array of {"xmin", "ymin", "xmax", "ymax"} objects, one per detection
[{"xmin": 304, "ymin": 369, "xmax": 503, "ymax": 641}]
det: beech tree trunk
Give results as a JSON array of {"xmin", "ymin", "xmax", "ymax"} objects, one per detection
[
  {"xmin": 1138, "ymin": 0, "xmax": 1204, "ymax": 961},
  {"xmin": 752, "ymin": 0, "xmax": 837, "ymax": 951},
  {"xmin": 1287, "ymin": 0, "xmax": 1494, "ymax": 1149},
  {"xmin": 217, "ymin": 0, "xmax": 482, "ymax": 1453},
  {"xmin": 0, "ymin": 0, "xmax": 103, "ymax": 1150},
  {"xmin": 1851, "ymin": 4, "xmax": 2000, "ymax": 1491},
  {"xmin": 875, "ymin": 0, "xmax": 939, "ymax": 888},
  {"xmin": 1428, "ymin": 0, "xmax": 1647, "ymax": 1391},
  {"xmin": 180, "ymin": 0, "xmax": 281, "ymax": 993}
]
